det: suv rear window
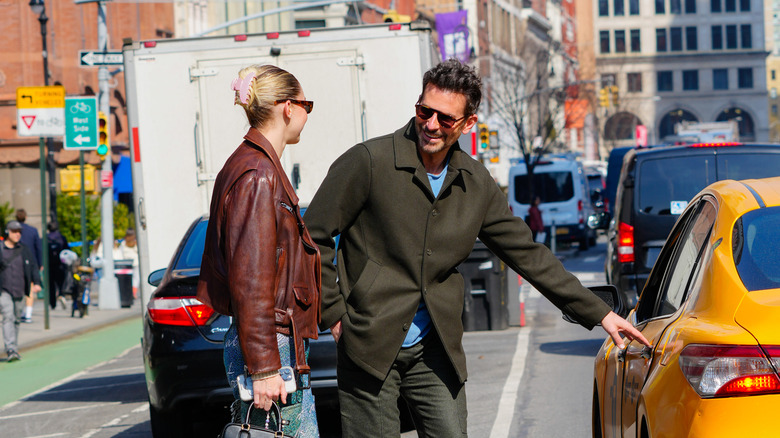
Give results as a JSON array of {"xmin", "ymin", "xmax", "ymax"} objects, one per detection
[
  {"xmin": 718, "ymin": 153, "xmax": 780, "ymax": 180},
  {"xmin": 513, "ymin": 171, "xmax": 574, "ymax": 204},
  {"xmin": 175, "ymin": 220, "xmax": 208, "ymax": 270},
  {"xmin": 638, "ymin": 156, "xmax": 714, "ymax": 215},
  {"xmin": 733, "ymin": 207, "xmax": 780, "ymax": 291}
]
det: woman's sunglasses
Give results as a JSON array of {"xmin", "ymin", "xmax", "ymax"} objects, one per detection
[
  {"xmin": 275, "ymin": 99, "xmax": 314, "ymax": 114},
  {"xmin": 414, "ymin": 103, "xmax": 466, "ymax": 129}
]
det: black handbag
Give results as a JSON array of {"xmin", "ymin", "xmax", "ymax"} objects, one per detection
[{"xmin": 219, "ymin": 402, "xmax": 293, "ymax": 438}]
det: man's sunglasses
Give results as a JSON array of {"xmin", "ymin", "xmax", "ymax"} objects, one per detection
[
  {"xmin": 415, "ymin": 103, "xmax": 467, "ymax": 129},
  {"xmin": 275, "ymin": 99, "xmax": 314, "ymax": 114}
]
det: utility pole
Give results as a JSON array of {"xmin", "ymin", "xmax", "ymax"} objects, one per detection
[{"xmin": 97, "ymin": 1, "xmax": 119, "ymax": 309}]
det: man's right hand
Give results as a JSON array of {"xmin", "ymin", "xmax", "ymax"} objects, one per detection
[{"xmin": 330, "ymin": 320, "xmax": 342, "ymax": 343}]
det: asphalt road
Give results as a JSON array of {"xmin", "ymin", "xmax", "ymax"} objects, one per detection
[{"xmin": 0, "ymin": 239, "xmax": 611, "ymax": 437}]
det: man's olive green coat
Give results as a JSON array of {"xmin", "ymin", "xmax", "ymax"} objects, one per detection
[{"xmin": 304, "ymin": 119, "xmax": 611, "ymax": 382}]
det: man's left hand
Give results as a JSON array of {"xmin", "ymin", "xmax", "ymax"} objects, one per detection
[
  {"xmin": 600, "ymin": 311, "xmax": 651, "ymax": 349},
  {"xmin": 31, "ymin": 284, "xmax": 42, "ymax": 293}
]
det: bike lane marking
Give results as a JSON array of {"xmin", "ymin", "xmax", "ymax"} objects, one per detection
[{"xmin": 0, "ymin": 318, "xmax": 142, "ymax": 408}]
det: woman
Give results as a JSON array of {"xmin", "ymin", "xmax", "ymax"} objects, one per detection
[
  {"xmin": 527, "ymin": 195, "xmax": 545, "ymax": 243},
  {"xmin": 196, "ymin": 65, "xmax": 321, "ymax": 436}
]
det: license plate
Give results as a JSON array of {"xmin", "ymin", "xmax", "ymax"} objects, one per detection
[{"xmin": 556, "ymin": 227, "xmax": 569, "ymax": 235}]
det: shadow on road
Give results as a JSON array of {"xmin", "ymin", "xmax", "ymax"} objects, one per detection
[
  {"xmin": 538, "ymin": 338, "xmax": 604, "ymax": 357},
  {"xmin": 27, "ymin": 373, "xmax": 148, "ymax": 404}
]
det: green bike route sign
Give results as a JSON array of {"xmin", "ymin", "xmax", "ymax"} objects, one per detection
[{"xmin": 64, "ymin": 96, "xmax": 98, "ymax": 150}]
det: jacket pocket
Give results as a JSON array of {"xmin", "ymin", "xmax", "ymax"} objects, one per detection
[
  {"xmin": 345, "ymin": 259, "xmax": 382, "ymax": 304},
  {"xmin": 293, "ymin": 285, "xmax": 313, "ymax": 307}
]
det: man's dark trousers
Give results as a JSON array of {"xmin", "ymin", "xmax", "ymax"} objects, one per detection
[{"xmin": 337, "ymin": 330, "xmax": 468, "ymax": 437}]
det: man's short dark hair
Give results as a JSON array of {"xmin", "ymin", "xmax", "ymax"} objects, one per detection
[
  {"xmin": 422, "ymin": 59, "xmax": 482, "ymax": 116},
  {"xmin": 16, "ymin": 209, "xmax": 27, "ymax": 223}
]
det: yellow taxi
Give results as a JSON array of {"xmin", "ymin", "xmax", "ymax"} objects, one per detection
[{"xmin": 593, "ymin": 177, "xmax": 780, "ymax": 438}]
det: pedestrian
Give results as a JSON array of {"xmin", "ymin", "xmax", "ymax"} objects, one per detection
[
  {"xmin": 1, "ymin": 221, "xmax": 42, "ymax": 362},
  {"xmin": 527, "ymin": 195, "xmax": 545, "ymax": 243},
  {"xmin": 15, "ymin": 209, "xmax": 42, "ymax": 323},
  {"xmin": 303, "ymin": 59, "xmax": 650, "ymax": 437},
  {"xmin": 196, "ymin": 64, "xmax": 321, "ymax": 436},
  {"xmin": 118, "ymin": 229, "xmax": 139, "ymax": 297},
  {"xmin": 46, "ymin": 222, "xmax": 69, "ymax": 309}
]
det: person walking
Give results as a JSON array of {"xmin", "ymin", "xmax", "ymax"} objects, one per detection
[
  {"xmin": 1, "ymin": 221, "xmax": 42, "ymax": 362},
  {"xmin": 303, "ymin": 59, "xmax": 650, "ymax": 437},
  {"xmin": 46, "ymin": 222, "xmax": 69, "ymax": 309},
  {"xmin": 527, "ymin": 195, "xmax": 545, "ymax": 243},
  {"xmin": 15, "ymin": 209, "xmax": 42, "ymax": 323},
  {"xmin": 197, "ymin": 64, "xmax": 321, "ymax": 436}
]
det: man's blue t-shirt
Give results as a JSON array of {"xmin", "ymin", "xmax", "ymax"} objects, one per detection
[{"xmin": 402, "ymin": 167, "xmax": 447, "ymax": 347}]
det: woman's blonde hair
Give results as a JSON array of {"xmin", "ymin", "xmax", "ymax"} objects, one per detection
[{"xmin": 234, "ymin": 64, "xmax": 302, "ymax": 128}]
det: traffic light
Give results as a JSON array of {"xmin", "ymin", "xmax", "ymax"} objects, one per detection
[
  {"xmin": 97, "ymin": 111, "xmax": 109, "ymax": 159},
  {"xmin": 382, "ymin": 9, "xmax": 411, "ymax": 22},
  {"xmin": 478, "ymin": 123, "xmax": 489, "ymax": 151},
  {"xmin": 610, "ymin": 85, "xmax": 619, "ymax": 107},
  {"xmin": 599, "ymin": 88, "xmax": 609, "ymax": 107}
]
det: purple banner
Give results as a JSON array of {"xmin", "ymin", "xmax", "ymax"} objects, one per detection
[{"xmin": 435, "ymin": 10, "xmax": 470, "ymax": 63}]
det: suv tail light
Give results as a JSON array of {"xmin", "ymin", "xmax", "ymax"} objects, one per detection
[
  {"xmin": 148, "ymin": 297, "xmax": 215, "ymax": 326},
  {"xmin": 617, "ymin": 222, "xmax": 634, "ymax": 263},
  {"xmin": 679, "ymin": 345, "xmax": 780, "ymax": 397},
  {"xmin": 578, "ymin": 200, "xmax": 584, "ymax": 224}
]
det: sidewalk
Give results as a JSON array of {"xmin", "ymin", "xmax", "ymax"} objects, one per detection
[{"xmin": 16, "ymin": 289, "xmax": 143, "ymax": 353}]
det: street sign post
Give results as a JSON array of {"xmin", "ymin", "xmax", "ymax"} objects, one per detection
[
  {"xmin": 16, "ymin": 86, "xmax": 65, "ymax": 137},
  {"xmin": 79, "ymin": 50, "xmax": 123, "ymax": 66},
  {"xmin": 65, "ymin": 96, "xmax": 99, "ymax": 150}
]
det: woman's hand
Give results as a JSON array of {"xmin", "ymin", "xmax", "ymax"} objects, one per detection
[{"xmin": 252, "ymin": 374, "xmax": 288, "ymax": 411}]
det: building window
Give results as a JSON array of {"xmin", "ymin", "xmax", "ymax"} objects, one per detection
[
  {"xmin": 631, "ymin": 29, "xmax": 641, "ymax": 52},
  {"xmin": 658, "ymin": 71, "xmax": 674, "ymax": 91},
  {"xmin": 712, "ymin": 25, "xmax": 723, "ymax": 49},
  {"xmin": 686, "ymin": 27, "xmax": 698, "ymax": 50},
  {"xmin": 738, "ymin": 68, "xmax": 753, "ymax": 88},
  {"xmin": 725, "ymin": 0, "xmax": 736, "ymax": 11},
  {"xmin": 671, "ymin": 0, "xmax": 682, "ymax": 13},
  {"xmin": 683, "ymin": 70, "xmax": 699, "ymax": 90},
  {"xmin": 601, "ymin": 74, "xmax": 617, "ymax": 88},
  {"xmin": 295, "ymin": 19, "xmax": 326, "ymax": 29},
  {"xmin": 656, "ymin": 0, "xmax": 665, "ymax": 13},
  {"xmin": 599, "ymin": 0, "xmax": 609, "ymax": 15},
  {"xmin": 685, "ymin": 0, "xmax": 697, "ymax": 12},
  {"xmin": 741, "ymin": 25, "xmax": 752, "ymax": 49},
  {"xmin": 600, "ymin": 30, "xmax": 611, "ymax": 53},
  {"xmin": 630, "ymin": 0, "xmax": 640, "ymax": 14},
  {"xmin": 726, "ymin": 25, "xmax": 737, "ymax": 49},
  {"xmin": 657, "ymin": 28, "xmax": 668, "ymax": 51},
  {"xmin": 773, "ymin": 105, "xmax": 778, "ymax": 116},
  {"xmin": 711, "ymin": 0, "xmax": 721, "ymax": 12},
  {"xmin": 772, "ymin": 70, "xmax": 776, "ymax": 80},
  {"xmin": 628, "ymin": 72, "xmax": 643, "ymax": 92},
  {"xmin": 671, "ymin": 27, "xmax": 683, "ymax": 51},
  {"xmin": 615, "ymin": 0, "xmax": 625, "ymax": 15},
  {"xmin": 713, "ymin": 68, "xmax": 729, "ymax": 89},
  {"xmin": 740, "ymin": 0, "xmax": 750, "ymax": 11},
  {"xmin": 615, "ymin": 30, "xmax": 627, "ymax": 52}
]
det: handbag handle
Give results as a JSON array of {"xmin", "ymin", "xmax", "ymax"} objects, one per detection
[{"xmin": 243, "ymin": 401, "xmax": 289, "ymax": 433}]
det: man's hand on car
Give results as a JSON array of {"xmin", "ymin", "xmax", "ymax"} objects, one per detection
[{"xmin": 600, "ymin": 311, "xmax": 651, "ymax": 349}]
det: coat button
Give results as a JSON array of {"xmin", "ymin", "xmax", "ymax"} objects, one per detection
[
  {"xmin": 432, "ymin": 209, "xmax": 438, "ymax": 216},
  {"xmin": 403, "ymin": 323, "xmax": 410, "ymax": 331},
  {"xmin": 426, "ymin": 249, "xmax": 432, "ymax": 255}
]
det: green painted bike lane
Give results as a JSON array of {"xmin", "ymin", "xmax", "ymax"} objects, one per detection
[{"xmin": 0, "ymin": 318, "xmax": 142, "ymax": 407}]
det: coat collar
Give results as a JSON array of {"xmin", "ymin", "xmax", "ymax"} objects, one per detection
[
  {"xmin": 394, "ymin": 118, "xmax": 477, "ymax": 176},
  {"xmin": 243, "ymin": 127, "xmax": 300, "ymax": 206}
]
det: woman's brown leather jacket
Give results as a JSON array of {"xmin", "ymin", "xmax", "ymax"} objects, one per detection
[{"xmin": 197, "ymin": 128, "xmax": 321, "ymax": 377}]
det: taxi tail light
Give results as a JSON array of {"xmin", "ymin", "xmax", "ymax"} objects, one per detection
[
  {"xmin": 679, "ymin": 345, "xmax": 780, "ymax": 398},
  {"xmin": 617, "ymin": 222, "xmax": 634, "ymax": 263},
  {"xmin": 148, "ymin": 297, "xmax": 215, "ymax": 326}
]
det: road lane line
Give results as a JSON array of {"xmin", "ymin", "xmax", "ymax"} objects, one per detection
[
  {"xmin": 489, "ymin": 325, "xmax": 532, "ymax": 438},
  {"xmin": 24, "ymin": 434, "xmax": 67, "ymax": 438},
  {"xmin": 0, "ymin": 402, "xmax": 121, "ymax": 420},
  {"xmin": 79, "ymin": 408, "xmax": 135, "ymax": 438},
  {"xmin": 41, "ymin": 380, "xmax": 142, "ymax": 395},
  {"xmin": 89, "ymin": 365, "xmax": 144, "ymax": 375}
]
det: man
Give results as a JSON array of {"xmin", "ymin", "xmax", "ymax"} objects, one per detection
[
  {"xmin": 0, "ymin": 221, "xmax": 42, "ymax": 362},
  {"xmin": 15, "ymin": 209, "xmax": 42, "ymax": 323},
  {"xmin": 303, "ymin": 59, "xmax": 649, "ymax": 437}
]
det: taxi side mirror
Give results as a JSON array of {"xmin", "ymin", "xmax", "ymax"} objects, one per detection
[{"xmin": 562, "ymin": 285, "xmax": 628, "ymax": 324}]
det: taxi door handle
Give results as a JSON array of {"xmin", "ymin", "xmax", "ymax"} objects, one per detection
[
  {"xmin": 641, "ymin": 346, "xmax": 653, "ymax": 360},
  {"xmin": 617, "ymin": 348, "xmax": 627, "ymax": 362}
]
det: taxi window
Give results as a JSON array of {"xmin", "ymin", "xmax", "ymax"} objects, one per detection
[
  {"xmin": 733, "ymin": 206, "xmax": 780, "ymax": 291},
  {"xmin": 637, "ymin": 156, "xmax": 715, "ymax": 215}
]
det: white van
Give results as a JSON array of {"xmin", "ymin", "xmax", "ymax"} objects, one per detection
[{"xmin": 508, "ymin": 158, "xmax": 597, "ymax": 249}]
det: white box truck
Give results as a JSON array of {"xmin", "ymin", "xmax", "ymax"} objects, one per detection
[{"xmin": 122, "ymin": 22, "xmax": 437, "ymax": 305}]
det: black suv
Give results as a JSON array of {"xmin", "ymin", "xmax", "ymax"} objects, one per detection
[{"xmin": 605, "ymin": 143, "xmax": 780, "ymax": 305}]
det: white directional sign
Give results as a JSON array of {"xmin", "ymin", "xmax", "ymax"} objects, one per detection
[
  {"xmin": 80, "ymin": 50, "xmax": 124, "ymax": 66},
  {"xmin": 65, "ymin": 97, "xmax": 99, "ymax": 150},
  {"xmin": 16, "ymin": 86, "xmax": 65, "ymax": 137}
]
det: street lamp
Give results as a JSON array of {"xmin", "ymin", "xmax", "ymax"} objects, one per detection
[{"xmin": 29, "ymin": 0, "xmax": 58, "ymax": 226}]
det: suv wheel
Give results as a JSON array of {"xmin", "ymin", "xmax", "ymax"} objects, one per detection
[{"xmin": 149, "ymin": 403, "xmax": 184, "ymax": 438}]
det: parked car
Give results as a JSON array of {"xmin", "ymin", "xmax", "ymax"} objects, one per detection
[
  {"xmin": 604, "ymin": 142, "xmax": 780, "ymax": 305},
  {"xmin": 508, "ymin": 157, "xmax": 597, "ymax": 249},
  {"xmin": 592, "ymin": 176, "xmax": 780, "ymax": 438},
  {"xmin": 142, "ymin": 215, "xmax": 338, "ymax": 437}
]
